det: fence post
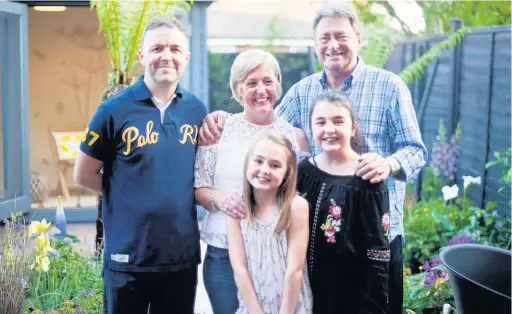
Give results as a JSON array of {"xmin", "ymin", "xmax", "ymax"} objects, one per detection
[
  {"xmin": 449, "ymin": 18, "xmax": 463, "ymax": 136},
  {"xmin": 480, "ymin": 30, "xmax": 497, "ymax": 209}
]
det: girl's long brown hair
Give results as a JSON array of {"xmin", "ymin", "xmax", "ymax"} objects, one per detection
[{"xmin": 243, "ymin": 132, "xmax": 297, "ymax": 234}]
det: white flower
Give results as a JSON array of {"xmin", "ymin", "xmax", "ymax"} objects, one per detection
[
  {"xmin": 442, "ymin": 184, "xmax": 459, "ymax": 201},
  {"xmin": 462, "ymin": 176, "xmax": 481, "ymax": 189},
  {"xmin": 443, "ymin": 303, "xmax": 452, "ymax": 314}
]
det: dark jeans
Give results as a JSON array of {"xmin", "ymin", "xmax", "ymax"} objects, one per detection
[
  {"xmin": 388, "ymin": 235, "xmax": 404, "ymax": 314},
  {"xmin": 203, "ymin": 245, "xmax": 239, "ymax": 314},
  {"xmin": 103, "ymin": 266, "xmax": 198, "ymax": 314}
]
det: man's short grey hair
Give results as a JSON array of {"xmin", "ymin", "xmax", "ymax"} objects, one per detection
[
  {"xmin": 140, "ymin": 16, "xmax": 190, "ymax": 47},
  {"xmin": 229, "ymin": 49, "xmax": 283, "ymax": 104},
  {"xmin": 313, "ymin": 1, "xmax": 361, "ymax": 36}
]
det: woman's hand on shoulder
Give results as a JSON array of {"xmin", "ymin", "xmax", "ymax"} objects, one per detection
[{"xmin": 215, "ymin": 191, "xmax": 246, "ymax": 219}]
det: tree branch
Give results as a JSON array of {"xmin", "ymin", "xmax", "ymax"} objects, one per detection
[{"xmin": 372, "ymin": 0, "xmax": 415, "ymax": 36}]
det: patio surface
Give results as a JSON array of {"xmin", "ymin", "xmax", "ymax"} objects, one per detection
[{"xmin": 66, "ymin": 223, "xmax": 213, "ymax": 314}]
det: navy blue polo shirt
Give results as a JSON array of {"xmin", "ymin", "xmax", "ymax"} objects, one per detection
[{"xmin": 80, "ymin": 76, "xmax": 207, "ymax": 272}]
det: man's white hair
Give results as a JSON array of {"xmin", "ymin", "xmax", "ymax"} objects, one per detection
[{"xmin": 312, "ymin": 1, "xmax": 361, "ymax": 36}]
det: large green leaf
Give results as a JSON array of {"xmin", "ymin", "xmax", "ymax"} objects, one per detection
[{"xmin": 91, "ymin": 0, "xmax": 193, "ymax": 87}]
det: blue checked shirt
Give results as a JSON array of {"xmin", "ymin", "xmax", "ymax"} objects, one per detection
[{"xmin": 275, "ymin": 58, "xmax": 427, "ymax": 241}]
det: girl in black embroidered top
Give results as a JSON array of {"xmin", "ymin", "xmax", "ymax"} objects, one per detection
[{"xmin": 297, "ymin": 91, "xmax": 390, "ymax": 314}]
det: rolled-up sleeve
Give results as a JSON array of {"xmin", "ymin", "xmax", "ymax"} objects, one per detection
[
  {"xmin": 388, "ymin": 79, "xmax": 428, "ymax": 182},
  {"xmin": 194, "ymin": 145, "xmax": 217, "ymax": 188}
]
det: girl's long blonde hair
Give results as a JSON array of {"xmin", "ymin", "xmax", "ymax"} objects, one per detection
[{"xmin": 243, "ymin": 132, "xmax": 297, "ymax": 234}]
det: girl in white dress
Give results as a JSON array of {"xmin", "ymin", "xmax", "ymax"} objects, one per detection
[{"xmin": 227, "ymin": 133, "xmax": 313, "ymax": 314}]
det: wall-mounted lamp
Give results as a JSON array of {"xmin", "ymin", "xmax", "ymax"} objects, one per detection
[{"xmin": 33, "ymin": 6, "xmax": 67, "ymax": 12}]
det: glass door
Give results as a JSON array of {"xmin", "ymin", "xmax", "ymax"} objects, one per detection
[{"xmin": 0, "ymin": 1, "xmax": 30, "ymax": 219}]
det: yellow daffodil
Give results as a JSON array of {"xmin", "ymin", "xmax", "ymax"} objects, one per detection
[
  {"xmin": 36, "ymin": 233, "xmax": 50, "ymax": 251},
  {"xmin": 35, "ymin": 252, "xmax": 51, "ymax": 272},
  {"xmin": 28, "ymin": 219, "xmax": 51, "ymax": 237},
  {"xmin": 38, "ymin": 255, "xmax": 50, "ymax": 272}
]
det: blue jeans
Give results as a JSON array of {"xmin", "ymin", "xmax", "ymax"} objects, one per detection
[{"xmin": 203, "ymin": 245, "xmax": 239, "ymax": 314}]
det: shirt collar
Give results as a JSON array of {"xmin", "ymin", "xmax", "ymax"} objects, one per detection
[
  {"xmin": 318, "ymin": 57, "xmax": 365, "ymax": 91},
  {"xmin": 152, "ymin": 94, "xmax": 177, "ymax": 108},
  {"xmin": 132, "ymin": 75, "xmax": 184, "ymax": 102}
]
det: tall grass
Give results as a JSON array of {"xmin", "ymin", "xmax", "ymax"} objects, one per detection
[{"xmin": 0, "ymin": 212, "xmax": 32, "ymax": 314}]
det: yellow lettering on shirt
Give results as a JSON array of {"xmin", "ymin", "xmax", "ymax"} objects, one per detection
[
  {"xmin": 122, "ymin": 121, "xmax": 159, "ymax": 155},
  {"xmin": 82, "ymin": 127, "xmax": 100, "ymax": 146},
  {"xmin": 179, "ymin": 124, "xmax": 198, "ymax": 145}
]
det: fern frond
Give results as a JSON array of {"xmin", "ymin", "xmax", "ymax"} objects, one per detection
[
  {"xmin": 92, "ymin": 0, "xmax": 194, "ymax": 86},
  {"xmin": 399, "ymin": 27, "xmax": 471, "ymax": 83},
  {"xmin": 359, "ymin": 17, "xmax": 404, "ymax": 68},
  {"xmin": 92, "ymin": 0, "xmax": 123, "ymax": 70},
  {"xmin": 123, "ymin": 0, "xmax": 150, "ymax": 76}
]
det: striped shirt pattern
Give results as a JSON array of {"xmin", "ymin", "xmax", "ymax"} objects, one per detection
[{"xmin": 275, "ymin": 59, "xmax": 428, "ymax": 241}]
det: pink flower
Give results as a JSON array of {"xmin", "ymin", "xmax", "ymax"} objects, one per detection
[
  {"xmin": 325, "ymin": 227, "xmax": 335, "ymax": 237},
  {"xmin": 381, "ymin": 213, "xmax": 390, "ymax": 231},
  {"xmin": 329, "ymin": 205, "xmax": 342, "ymax": 219},
  {"xmin": 321, "ymin": 199, "xmax": 343, "ymax": 244}
]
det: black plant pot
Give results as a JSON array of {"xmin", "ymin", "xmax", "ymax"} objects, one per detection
[
  {"xmin": 422, "ymin": 308, "xmax": 441, "ymax": 314},
  {"xmin": 440, "ymin": 244, "xmax": 511, "ymax": 314}
]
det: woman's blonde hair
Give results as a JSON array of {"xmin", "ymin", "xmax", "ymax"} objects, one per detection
[
  {"xmin": 229, "ymin": 49, "xmax": 283, "ymax": 104},
  {"xmin": 243, "ymin": 132, "xmax": 297, "ymax": 234}
]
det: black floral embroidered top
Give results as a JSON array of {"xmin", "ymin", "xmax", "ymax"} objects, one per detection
[{"xmin": 297, "ymin": 158, "xmax": 390, "ymax": 314}]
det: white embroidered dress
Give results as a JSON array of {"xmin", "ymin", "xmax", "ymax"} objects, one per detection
[
  {"xmin": 237, "ymin": 212, "xmax": 313, "ymax": 314},
  {"xmin": 194, "ymin": 113, "xmax": 300, "ymax": 249}
]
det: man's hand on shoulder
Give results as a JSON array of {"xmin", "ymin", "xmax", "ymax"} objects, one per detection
[
  {"xmin": 356, "ymin": 153, "xmax": 399, "ymax": 183},
  {"xmin": 198, "ymin": 110, "xmax": 229, "ymax": 146}
]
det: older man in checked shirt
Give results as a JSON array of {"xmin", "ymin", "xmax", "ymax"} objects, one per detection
[{"xmin": 199, "ymin": 2, "xmax": 427, "ymax": 313}]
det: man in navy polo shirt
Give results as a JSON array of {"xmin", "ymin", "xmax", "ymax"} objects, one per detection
[{"xmin": 74, "ymin": 17, "xmax": 206, "ymax": 314}]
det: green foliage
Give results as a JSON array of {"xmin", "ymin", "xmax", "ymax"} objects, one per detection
[
  {"xmin": 403, "ymin": 192, "xmax": 469, "ymax": 269},
  {"xmin": 403, "ymin": 165, "xmax": 511, "ymax": 313},
  {"xmin": 404, "ymin": 272, "xmax": 454, "ymax": 313},
  {"xmin": 208, "ymin": 52, "xmax": 242, "ymax": 114},
  {"xmin": 359, "ymin": 18, "xmax": 403, "ymax": 68},
  {"xmin": 485, "ymin": 148, "xmax": 511, "ymax": 193},
  {"xmin": 24, "ymin": 236, "xmax": 103, "ymax": 312},
  {"xmin": 91, "ymin": 0, "xmax": 192, "ymax": 86},
  {"xmin": 404, "ymin": 149, "xmax": 512, "ymax": 270},
  {"xmin": 354, "ymin": 1, "xmax": 510, "ymax": 36},
  {"xmin": 352, "ymin": 1, "xmax": 379, "ymax": 25},
  {"xmin": 419, "ymin": 0, "xmax": 511, "ymax": 34},
  {"xmin": 399, "ymin": 27, "xmax": 471, "ymax": 83}
]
